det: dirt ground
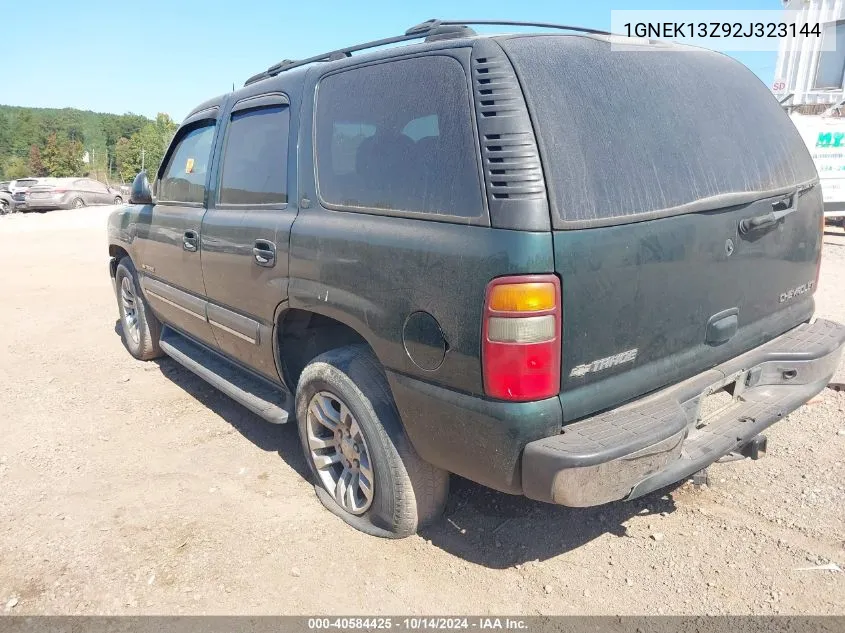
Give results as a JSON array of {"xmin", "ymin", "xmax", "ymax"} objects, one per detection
[{"xmin": 0, "ymin": 206, "xmax": 843, "ymax": 615}]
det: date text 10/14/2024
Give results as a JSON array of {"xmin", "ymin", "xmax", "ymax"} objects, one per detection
[{"xmin": 307, "ymin": 618, "xmax": 529, "ymax": 630}]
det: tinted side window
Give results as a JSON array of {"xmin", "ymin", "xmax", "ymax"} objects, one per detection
[
  {"xmin": 315, "ymin": 56, "xmax": 482, "ymax": 217},
  {"xmin": 219, "ymin": 105, "xmax": 289, "ymax": 205},
  {"xmin": 159, "ymin": 124, "xmax": 215, "ymax": 204}
]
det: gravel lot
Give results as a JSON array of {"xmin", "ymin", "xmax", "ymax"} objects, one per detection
[{"xmin": 0, "ymin": 207, "xmax": 843, "ymax": 615}]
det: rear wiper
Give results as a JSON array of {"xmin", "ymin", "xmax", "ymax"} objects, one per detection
[{"xmin": 738, "ymin": 191, "xmax": 800, "ymax": 235}]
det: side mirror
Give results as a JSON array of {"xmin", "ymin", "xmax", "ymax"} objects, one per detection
[{"xmin": 129, "ymin": 170, "xmax": 154, "ymax": 205}]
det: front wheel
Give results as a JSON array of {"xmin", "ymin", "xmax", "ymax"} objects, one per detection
[
  {"xmin": 296, "ymin": 345, "xmax": 449, "ymax": 538},
  {"xmin": 114, "ymin": 257, "xmax": 163, "ymax": 360},
  {"xmin": 72, "ymin": 198, "xmax": 85, "ymax": 209},
  {"xmin": 0, "ymin": 200, "xmax": 9, "ymax": 215},
  {"xmin": 113, "ymin": 196, "xmax": 123, "ymax": 205}
]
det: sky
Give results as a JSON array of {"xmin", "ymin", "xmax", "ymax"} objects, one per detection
[{"xmin": 0, "ymin": 0, "xmax": 782, "ymax": 121}]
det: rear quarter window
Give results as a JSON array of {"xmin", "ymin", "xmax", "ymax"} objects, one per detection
[
  {"xmin": 501, "ymin": 35, "xmax": 818, "ymax": 228},
  {"xmin": 315, "ymin": 55, "xmax": 483, "ymax": 218}
]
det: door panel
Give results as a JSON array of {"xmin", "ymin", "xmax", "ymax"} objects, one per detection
[
  {"xmin": 133, "ymin": 122, "xmax": 218, "ymax": 345},
  {"xmin": 201, "ymin": 100, "xmax": 294, "ymax": 381},
  {"xmin": 95, "ymin": 182, "xmax": 111, "ymax": 204},
  {"xmin": 206, "ymin": 302, "xmax": 260, "ymax": 343},
  {"xmin": 141, "ymin": 275, "xmax": 208, "ymax": 322},
  {"xmin": 201, "ymin": 208, "xmax": 292, "ymax": 379}
]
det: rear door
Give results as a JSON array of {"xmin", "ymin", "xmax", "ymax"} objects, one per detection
[
  {"xmin": 78, "ymin": 179, "xmax": 95, "ymax": 205},
  {"xmin": 133, "ymin": 113, "xmax": 218, "ymax": 347},
  {"xmin": 200, "ymin": 94, "xmax": 295, "ymax": 381},
  {"xmin": 90, "ymin": 179, "xmax": 111, "ymax": 204},
  {"xmin": 501, "ymin": 35, "xmax": 823, "ymax": 421}
]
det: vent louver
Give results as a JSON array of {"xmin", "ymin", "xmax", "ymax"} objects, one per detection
[{"xmin": 471, "ymin": 40, "xmax": 549, "ymax": 230}]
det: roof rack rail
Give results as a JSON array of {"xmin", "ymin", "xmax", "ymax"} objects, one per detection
[
  {"xmin": 420, "ymin": 19, "xmax": 611, "ymax": 37},
  {"xmin": 244, "ymin": 18, "xmax": 611, "ymax": 87}
]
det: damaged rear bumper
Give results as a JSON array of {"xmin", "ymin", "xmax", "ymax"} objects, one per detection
[{"xmin": 522, "ymin": 318, "xmax": 845, "ymax": 507}]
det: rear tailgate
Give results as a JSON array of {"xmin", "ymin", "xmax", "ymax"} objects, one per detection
[{"xmin": 501, "ymin": 35, "xmax": 822, "ymax": 421}]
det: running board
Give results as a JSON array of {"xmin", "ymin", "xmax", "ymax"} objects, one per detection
[{"xmin": 159, "ymin": 327, "xmax": 291, "ymax": 424}]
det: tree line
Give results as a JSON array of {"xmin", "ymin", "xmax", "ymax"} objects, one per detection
[{"xmin": 0, "ymin": 105, "xmax": 178, "ymax": 184}]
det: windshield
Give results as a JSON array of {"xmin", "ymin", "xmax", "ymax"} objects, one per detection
[{"xmin": 501, "ymin": 35, "xmax": 818, "ymax": 228}]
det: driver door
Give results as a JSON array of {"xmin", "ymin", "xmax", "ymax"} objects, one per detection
[{"xmin": 133, "ymin": 112, "xmax": 219, "ymax": 347}]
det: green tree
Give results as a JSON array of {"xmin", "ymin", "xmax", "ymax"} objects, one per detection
[
  {"xmin": 114, "ymin": 137, "xmax": 134, "ymax": 182},
  {"xmin": 28, "ymin": 145, "xmax": 46, "ymax": 177},
  {"xmin": 42, "ymin": 133, "xmax": 84, "ymax": 177},
  {"xmin": 2, "ymin": 156, "xmax": 29, "ymax": 180},
  {"xmin": 116, "ymin": 113, "xmax": 178, "ymax": 182},
  {"xmin": 0, "ymin": 114, "xmax": 11, "ymax": 163},
  {"xmin": 0, "ymin": 105, "xmax": 168, "ymax": 182}
]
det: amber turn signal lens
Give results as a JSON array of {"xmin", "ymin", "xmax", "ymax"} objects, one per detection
[{"xmin": 488, "ymin": 282, "xmax": 556, "ymax": 312}]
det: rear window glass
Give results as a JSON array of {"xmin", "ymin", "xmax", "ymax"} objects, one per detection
[
  {"xmin": 501, "ymin": 36, "xmax": 818, "ymax": 227},
  {"xmin": 315, "ymin": 55, "xmax": 483, "ymax": 218}
]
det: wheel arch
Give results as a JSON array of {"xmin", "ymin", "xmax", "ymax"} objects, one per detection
[
  {"xmin": 108, "ymin": 244, "xmax": 130, "ymax": 279},
  {"xmin": 273, "ymin": 303, "xmax": 384, "ymax": 391}
]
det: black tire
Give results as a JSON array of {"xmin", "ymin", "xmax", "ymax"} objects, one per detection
[
  {"xmin": 113, "ymin": 196, "xmax": 123, "ymax": 205},
  {"xmin": 0, "ymin": 200, "xmax": 9, "ymax": 215},
  {"xmin": 114, "ymin": 257, "xmax": 163, "ymax": 360},
  {"xmin": 296, "ymin": 345, "xmax": 449, "ymax": 538},
  {"xmin": 72, "ymin": 198, "xmax": 85, "ymax": 209}
]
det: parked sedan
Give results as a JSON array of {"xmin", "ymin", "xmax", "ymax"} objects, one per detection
[{"xmin": 24, "ymin": 178, "xmax": 124, "ymax": 211}]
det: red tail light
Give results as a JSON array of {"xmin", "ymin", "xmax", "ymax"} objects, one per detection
[{"xmin": 482, "ymin": 275, "xmax": 561, "ymax": 402}]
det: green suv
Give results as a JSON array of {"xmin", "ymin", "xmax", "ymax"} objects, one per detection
[{"xmin": 107, "ymin": 20, "xmax": 845, "ymax": 538}]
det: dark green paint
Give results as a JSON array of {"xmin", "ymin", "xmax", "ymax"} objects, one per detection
[{"xmin": 107, "ymin": 35, "xmax": 828, "ymax": 496}]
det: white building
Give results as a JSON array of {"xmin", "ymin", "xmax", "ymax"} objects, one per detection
[{"xmin": 775, "ymin": 0, "xmax": 845, "ymax": 108}]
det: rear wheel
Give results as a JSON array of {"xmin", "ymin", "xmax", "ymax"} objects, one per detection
[
  {"xmin": 296, "ymin": 345, "xmax": 449, "ymax": 538},
  {"xmin": 114, "ymin": 257, "xmax": 163, "ymax": 360},
  {"xmin": 0, "ymin": 199, "xmax": 9, "ymax": 215},
  {"xmin": 72, "ymin": 197, "xmax": 85, "ymax": 209}
]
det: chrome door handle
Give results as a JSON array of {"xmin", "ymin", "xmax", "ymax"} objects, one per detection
[
  {"xmin": 253, "ymin": 239, "xmax": 276, "ymax": 267},
  {"xmin": 183, "ymin": 230, "xmax": 198, "ymax": 252}
]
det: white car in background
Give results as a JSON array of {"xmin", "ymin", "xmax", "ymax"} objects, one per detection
[
  {"xmin": 791, "ymin": 113, "xmax": 845, "ymax": 225},
  {"xmin": 7, "ymin": 178, "xmax": 43, "ymax": 211}
]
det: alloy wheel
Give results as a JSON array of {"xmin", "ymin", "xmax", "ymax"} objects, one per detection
[
  {"xmin": 120, "ymin": 276, "xmax": 140, "ymax": 345},
  {"xmin": 306, "ymin": 391, "xmax": 375, "ymax": 514}
]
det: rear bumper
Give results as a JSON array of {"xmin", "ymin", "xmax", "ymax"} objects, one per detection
[
  {"xmin": 521, "ymin": 318, "xmax": 845, "ymax": 507},
  {"xmin": 25, "ymin": 199, "xmax": 66, "ymax": 210}
]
